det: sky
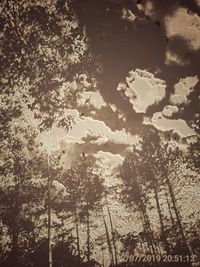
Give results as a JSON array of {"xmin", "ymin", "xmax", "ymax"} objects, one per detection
[{"xmin": 35, "ymin": 0, "xmax": 200, "ymax": 171}]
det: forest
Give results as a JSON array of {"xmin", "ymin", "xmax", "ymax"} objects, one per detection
[{"xmin": 0, "ymin": 0, "xmax": 200, "ymax": 267}]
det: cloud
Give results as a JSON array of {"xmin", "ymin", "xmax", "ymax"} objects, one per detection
[
  {"xmin": 144, "ymin": 112, "xmax": 195, "ymax": 138},
  {"xmin": 90, "ymin": 105, "xmax": 128, "ymax": 133},
  {"xmin": 78, "ymin": 90, "xmax": 106, "ymax": 109},
  {"xmin": 117, "ymin": 69, "xmax": 166, "ymax": 113},
  {"xmin": 165, "ymin": 7, "xmax": 200, "ymax": 51},
  {"xmin": 162, "ymin": 105, "xmax": 179, "ymax": 117},
  {"xmin": 165, "ymin": 47, "xmax": 190, "ymax": 66},
  {"xmin": 94, "ymin": 151, "xmax": 124, "ymax": 175},
  {"xmin": 170, "ymin": 76, "xmax": 199, "ymax": 105},
  {"xmin": 54, "ymin": 116, "xmax": 139, "ymax": 167},
  {"xmin": 67, "ymin": 117, "xmax": 139, "ymax": 146}
]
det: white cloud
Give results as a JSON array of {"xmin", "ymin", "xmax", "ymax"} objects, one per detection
[
  {"xmin": 39, "ymin": 126, "xmax": 67, "ymax": 152},
  {"xmin": 144, "ymin": 112, "xmax": 195, "ymax": 138},
  {"xmin": 165, "ymin": 7, "xmax": 200, "ymax": 51},
  {"xmin": 170, "ymin": 76, "xmax": 198, "ymax": 105},
  {"xmin": 94, "ymin": 151, "xmax": 124, "ymax": 179},
  {"xmin": 117, "ymin": 69, "xmax": 166, "ymax": 113},
  {"xmin": 67, "ymin": 117, "xmax": 139, "ymax": 146},
  {"xmin": 94, "ymin": 151, "xmax": 124, "ymax": 167},
  {"xmin": 162, "ymin": 105, "xmax": 179, "ymax": 117},
  {"xmin": 78, "ymin": 90, "xmax": 106, "ymax": 109}
]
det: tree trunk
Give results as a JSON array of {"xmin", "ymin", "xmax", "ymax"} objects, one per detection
[
  {"xmin": 101, "ymin": 248, "xmax": 105, "ymax": 267},
  {"xmin": 106, "ymin": 198, "xmax": 118, "ymax": 266},
  {"xmin": 86, "ymin": 204, "xmax": 90, "ymax": 262},
  {"xmin": 165, "ymin": 192, "xmax": 175, "ymax": 227},
  {"xmin": 9, "ymin": 183, "xmax": 20, "ymax": 267},
  {"xmin": 153, "ymin": 184, "xmax": 171, "ymax": 253},
  {"xmin": 139, "ymin": 191, "xmax": 158, "ymax": 255},
  {"xmin": 9, "ymin": 229, "xmax": 18, "ymax": 267},
  {"xmin": 47, "ymin": 175, "xmax": 52, "ymax": 267},
  {"xmin": 47, "ymin": 153, "xmax": 52, "ymax": 267},
  {"xmin": 140, "ymin": 200, "xmax": 157, "ymax": 255},
  {"xmin": 74, "ymin": 206, "xmax": 81, "ymax": 261},
  {"xmin": 102, "ymin": 208, "xmax": 114, "ymax": 267},
  {"xmin": 140, "ymin": 214, "xmax": 152, "ymax": 255},
  {"xmin": 165, "ymin": 175, "xmax": 191, "ymax": 255}
]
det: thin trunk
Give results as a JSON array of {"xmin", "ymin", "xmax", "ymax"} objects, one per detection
[
  {"xmin": 165, "ymin": 192, "xmax": 175, "ymax": 226},
  {"xmin": 136, "ymin": 181, "xmax": 156, "ymax": 255},
  {"xmin": 11, "ymin": 183, "xmax": 20, "ymax": 266},
  {"xmin": 101, "ymin": 248, "xmax": 105, "ymax": 267},
  {"xmin": 47, "ymin": 154, "xmax": 52, "ymax": 267},
  {"xmin": 140, "ymin": 197, "xmax": 157, "ymax": 255},
  {"xmin": 61, "ymin": 221, "xmax": 65, "ymax": 267},
  {"xmin": 74, "ymin": 206, "xmax": 81, "ymax": 261},
  {"xmin": 154, "ymin": 185, "xmax": 171, "ymax": 253},
  {"xmin": 9, "ymin": 229, "xmax": 18, "ymax": 267},
  {"xmin": 165, "ymin": 175, "xmax": 191, "ymax": 254},
  {"xmin": 102, "ymin": 208, "xmax": 114, "ymax": 267},
  {"xmin": 86, "ymin": 203, "xmax": 90, "ymax": 262},
  {"xmin": 140, "ymin": 202, "xmax": 156, "ymax": 255},
  {"xmin": 106, "ymin": 198, "xmax": 118, "ymax": 266},
  {"xmin": 48, "ymin": 178, "xmax": 52, "ymax": 267},
  {"xmin": 140, "ymin": 214, "xmax": 152, "ymax": 255}
]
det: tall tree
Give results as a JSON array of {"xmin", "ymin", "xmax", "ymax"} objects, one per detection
[
  {"xmin": 59, "ymin": 154, "xmax": 104, "ymax": 263},
  {"xmin": 119, "ymin": 153, "xmax": 157, "ymax": 255},
  {"xmin": 0, "ymin": 118, "xmax": 46, "ymax": 266}
]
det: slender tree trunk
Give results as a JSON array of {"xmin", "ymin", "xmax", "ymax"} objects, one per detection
[
  {"xmin": 136, "ymin": 181, "xmax": 157, "ymax": 255},
  {"xmin": 165, "ymin": 192, "xmax": 175, "ymax": 226},
  {"xmin": 86, "ymin": 203, "xmax": 90, "ymax": 262},
  {"xmin": 139, "ymin": 196, "xmax": 158, "ymax": 255},
  {"xmin": 61, "ymin": 226, "xmax": 65, "ymax": 267},
  {"xmin": 74, "ymin": 206, "xmax": 81, "ymax": 261},
  {"xmin": 165, "ymin": 175, "xmax": 191, "ymax": 254},
  {"xmin": 140, "ymin": 214, "xmax": 152, "ymax": 255},
  {"xmin": 140, "ymin": 202, "xmax": 156, "ymax": 255},
  {"xmin": 102, "ymin": 208, "xmax": 114, "ymax": 267},
  {"xmin": 101, "ymin": 248, "xmax": 105, "ymax": 267},
  {"xmin": 106, "ymin": 198, "xmax": 118, "ymax": 266},
  {"xmin": 47, "ymin": 178, "xmax": 52, "ymax": 267},
  {"xmin": 9, "ymin": 229, "xmax": 18, "ymax": 267},
  {"xmin": 9, "ymin": 183, "xmax": 20, "ymax": 267},
  {"xmin": 47, "ymin": 154, "xmax": 52, "ymax": 267},
  {"xmin": 153, "ymin": 185, "xmax": 171, "ymax": 253}
]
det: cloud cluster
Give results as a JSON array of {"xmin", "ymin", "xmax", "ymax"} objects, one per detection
[
  {"xmin": 117, "ymin": 69, "xmax": 166, "ymax": 113},
  {"xmin": 144, "ymin": 112, "xmax": 195, "ymax": 138},
  {"xmin": 67, "ymin": 116, "xmax": 139, "ymax": 146},
  {"xmin": 94, "ymin": 151, "xmax": 124, "ymax": 169},
  {"xmin": 162, "ymin": 105, "xmax": 179, "ymax": 117},
  {"xmin": 170, "ymin": 76, "xmax": 199, "ymax": 105},
  {"xmin": 165, "ymin": 7, "xmax": 200, "ymax": 51},
  {"xmin": 78, "ymin": 90, "xmax": 106, "ymax": 109}
]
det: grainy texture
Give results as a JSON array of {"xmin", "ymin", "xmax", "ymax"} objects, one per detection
[{"xmin": 0, "ymin": 1, "xmax": 199, "ymax": 266}]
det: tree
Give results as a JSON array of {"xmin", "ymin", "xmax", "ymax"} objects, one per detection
[
  {"xmin": 119, "ymin": 128, "xmax": 197, "ymax": 258},
  {"xmin": 119, "ymin": 151, "xmax": 157, "ymax": 256},
  {"xmin": 0, "ymin": 118, "xmax": 46, "ymax": 266},
  {"xmin": 57, "ymin": 154, "xmax": 104, "ymax": 264},
  {"xmin": 0, "ymin": 0, "xmax": 95, "ymax": 131}
]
